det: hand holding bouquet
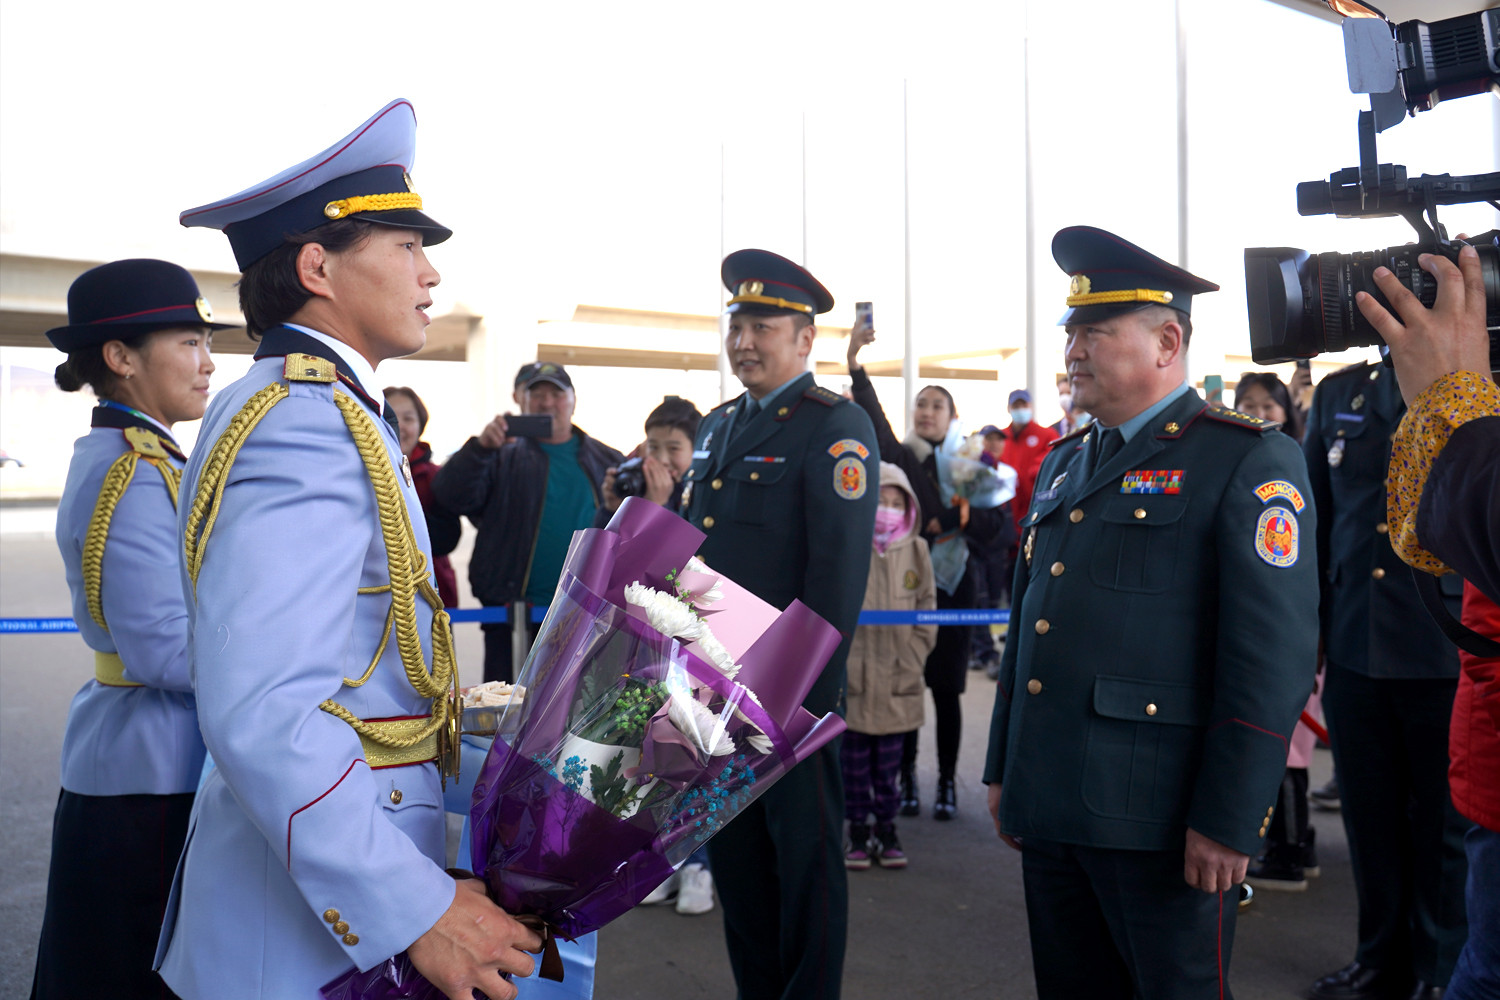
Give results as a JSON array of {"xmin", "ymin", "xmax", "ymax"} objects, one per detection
[{"xmin": 324, "ymin": 499, "xmax": 846, "ymax": 999}]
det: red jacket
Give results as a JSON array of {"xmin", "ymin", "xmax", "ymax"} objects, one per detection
[
  {"xmin": 1451, "ymin": 581, "xmax": 1500, "ymax": 833},
  {"xmin": 998, "ymin": 421, "xmax": 1058, "ymax": 529}
]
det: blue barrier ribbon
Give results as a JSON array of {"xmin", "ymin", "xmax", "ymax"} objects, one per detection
[{"xmin": 0, "ymin": 608, "xmax": 1008, "ymax": 633}]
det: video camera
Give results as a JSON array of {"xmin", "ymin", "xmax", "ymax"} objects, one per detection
[{"xmin": 1245, "ymin": 3, "xmax": 1500, "ymax": 366}]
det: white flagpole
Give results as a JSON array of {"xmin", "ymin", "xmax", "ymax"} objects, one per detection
[
  {"xmin": 719, "ymin": 143, "xmax": 732, "ymax": 403},
  {"xmin": 1023, "ymin": 6, "xmax": 1039, "ymax": 404},
  {"xmin": 903, "ymin": 80, "xmax": 916, "ymax": 421}
]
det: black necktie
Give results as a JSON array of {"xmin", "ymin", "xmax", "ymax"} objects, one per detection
[
  {"xmin": 382, "ymin": 405, "xmax": 399, "ymax": 435},
  {"xmin": 1093, "ymin": 427, "xmax": 1123, "ymax": 476},
  {"xmin": 732, "ymin": 396, "xmax": 760, "ymax": 441}
]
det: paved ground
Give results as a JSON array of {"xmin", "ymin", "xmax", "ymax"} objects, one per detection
[{"xmin": 1, "ymin": 505, "xmax": 1362, "ymax": 998}]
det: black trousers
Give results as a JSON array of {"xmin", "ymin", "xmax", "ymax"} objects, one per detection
[
  {"xmin": 1322, "ymin": 665, "xmax": 1469, "ymax": 984},
  {"xmin": 707, "ymin": 741, "xmax": 847, "ymax": 1000},
  {"xmin": 1022, "ymin": 837, "xmax": 1238, "ymax": 1000},
  {"xmin": 481, "ymin": 617, "xmax": 541, "ymax": 684},
  {"xmin": 31, "ymin": 789, "xmax": 192, "ymax": 1000}
]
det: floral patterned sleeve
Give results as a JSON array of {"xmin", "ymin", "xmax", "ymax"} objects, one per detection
[{"xmin": 1387, "ymin": 371, "xmax": 1500, "ymax": 574}]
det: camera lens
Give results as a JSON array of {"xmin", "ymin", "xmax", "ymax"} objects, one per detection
[
  {"xmin": 613, "ymin": 457, "xmax": 646, "ymax": 499},
  {"xmin": 1246, "ymin": 241, "xmax": 1499, "ymax": 364}
]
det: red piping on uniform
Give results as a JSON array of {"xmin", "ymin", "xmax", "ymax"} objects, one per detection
[
  {"xmin": 88, "ymin": 303, "xmax": 195, "ymax": 323},
  {"xmin": 179, "ymin": 101, "xmax": 414, "ymax": 221},
  {"xmin": 1211, "ymin": 717, "xmax": 1288, "ymax": 750},
  {"xmin": 1217, "ymin": 888, "xmax": 1225, "ymax": 1000},
  {"xmin": 287, "ymin": 759, "xmax": 364, "ymax": 870}
]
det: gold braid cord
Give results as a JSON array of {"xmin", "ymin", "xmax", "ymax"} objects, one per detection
[
  {"xmin": 183, "ymin": 382, "xmax": 459, "ymax": 778},
  {"xmin": 81, "ymin": 446, "xmax": 183, "ymax": 632}
]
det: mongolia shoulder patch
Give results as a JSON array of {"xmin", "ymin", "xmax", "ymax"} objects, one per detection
[
  {"xmin": 1255, "ymin": 507, "xmax": 1299, "ymax": 567},
  {"xmin": 828, "ymin": 438, "xmax": 870, "ymax": 460},
  {"xmin": 834, "ymin": 456, "xmax": 867, "ymax": 500},
  {"xmin": 1253, "ymin": 479, "xmax": 1306, "ymax": 513}
]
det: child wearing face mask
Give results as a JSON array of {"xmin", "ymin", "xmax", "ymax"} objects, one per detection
[{"xmin": 841, "ymin": 462, "xmax": 939, "ymax": 870}]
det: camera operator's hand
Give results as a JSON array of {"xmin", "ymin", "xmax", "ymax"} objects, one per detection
[
  {"xmin": 1357, "ymin": 244, "xmax": 1489, "ymax": 406},
  {"xmin": 846, "ymin": 320, "xmax": 876, "ymax": 373},
  {"xmin": 642, "ymin": 455, "xmax": 676, "ymax": 507},
  {"xmin": 477, "ymin": 413, "xmax": 512, "ymax": 450},
  {"xmin": 600, "ymin": 466, "xmax": 623, "ymax": 513}
]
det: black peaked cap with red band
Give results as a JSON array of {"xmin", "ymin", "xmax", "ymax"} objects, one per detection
[
  {"xmin": 722, "ymin": 249, "xmax": 834, "ymax": 317},
  {"xmin": 1053, "ymin": 226, "xmax": 1219, "ymax": 326}
]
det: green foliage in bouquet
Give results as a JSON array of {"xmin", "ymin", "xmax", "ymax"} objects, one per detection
[
  {"xmin": 589, "ymin": 750, "xmax": 648, "ymax": 818},
  {"xmin": 577, "ymin": 675, "xmax": 667, "ymax": 746}
]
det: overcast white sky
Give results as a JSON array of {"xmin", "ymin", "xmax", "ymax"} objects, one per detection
[{"xmin": 2, "ymin": 0, "xmax": 1496, "ymax": 461}]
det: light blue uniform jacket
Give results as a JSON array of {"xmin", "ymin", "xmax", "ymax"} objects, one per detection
[
  {"xmin": 55, "ymin": 410, "xmax": 205, "ymax": 795},
  {"xmin": 156, "ymin": 329, "xmax": 455, "ymax": 998}
]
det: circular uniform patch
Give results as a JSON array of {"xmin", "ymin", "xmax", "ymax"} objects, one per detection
[
  {"xmin": 833, "ymin": 456, "xmax": 867, "ymax": 501},
  {"xmin": 1255, "ymin": 507, "xmax": 1298, "ymax": 567},
  {"xmin": 904, "ymin": 569, "xmax": 919, "ymax": 590}
]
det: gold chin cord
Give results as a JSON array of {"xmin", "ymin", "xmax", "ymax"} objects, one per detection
[{"xmin": 184, "ymin": 383, "xmax": 461, "ymax": 785}]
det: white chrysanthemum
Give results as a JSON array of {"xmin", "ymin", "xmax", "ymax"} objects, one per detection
[
  {"xmin": 668, "ymin": 692, "xmax": 735, "ymax": 757},
  {"xmin": 692, "ymin": 631, "xmax": 742, "ymax": 680},
  {"xmin": 746, "ymin": 733, "xmax": 774, "ymax": 756},
  {"xmin": 624, "ymin": 581, "xmax": 707, "ymax": 641}
]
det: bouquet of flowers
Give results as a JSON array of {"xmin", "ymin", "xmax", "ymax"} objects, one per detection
[
  {"xmin": 323, "ymin": 498, "xmax": 846, "ymax": 998},
  {"xmin": 928, "ymin": 419, "xmax": 1017, "ymax": 592}
]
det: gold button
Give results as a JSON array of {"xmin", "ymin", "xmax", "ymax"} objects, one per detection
[
  {"xmin": 726, "ymin": 406, "xmax": 735, "ymax": 414},
  {"xmin": 323, "ymin": 909, "xmax": 340, "ymax": 924},
  {"xmin": 1035, "ymin": 619, "xmax": 1051, "ymax": 635},
  {"xmin": 1027, "ymin": 679, "xmax": 1043, "ymax": 695},
  {"xmin": 1164, "ymin": 422, "xmax": 1180, "ymax": 433},
  {"xmin": 1145, "ymin": 703, "xmax": 1157, "ymax": 716},
  {"xmin": 1069, "ymin": 509, "xmax": 1084, "ymax": 523},
  {"xmin": 333, "ymin": 921, "xmax": 350, "ymax": 934},
  {"xmin": 711, "ymin": 478, "xmax": 723, "ymax": 490},
  {"xmin": 1372, "ymin": 568, "xmax": 1386, "ymax": 580},
  {"xmin": 686, "ymin": 469, "xmax": 695, "ymax": 478},
  {"xmin": 1050, "ymin": 562, "xmax": 1065, "ymax": 577},
  {"xmin": 1376, "ymin": 522, "xmax": 1389, "ymax": 535},
  {"xmin": 342, "ymin": 933, "xmax": 359, "ymax": 947},
  {"xmin": 703, "ymin": 516, "xmax": 715, "ymax": 529},
  {"xmin": 1133, "ymin": 508, "xmax": 1147, "ymax": 519},
  {"xmin": 1259, "ymin": 826, "xmax": 1268, "ymax": 837},
  {"xmin": 750, "ymin": 472, "xmax": 760, "ymax": 481},
  {"xmin": 1267, "ymin": 807, "xmax": 1275, "ymax": 817},
  {"xmin": 389, "ymin": 789, "xmax": 402, "ymax": 805},
  {"xmin": 777, "ymin": 406, "xmax": 789, "ymax": 417}
]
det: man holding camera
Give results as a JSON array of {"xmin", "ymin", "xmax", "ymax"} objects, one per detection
[
  {"xmin": 984, "ymin": 226, "xmax": 1319, "ymax": 1000},
  {"xmin": 1361, "ymin": 242, "xmax": 1500, "ymax": 1000},
  {"xmin": 682, "ymin": 248, "xmax": 878, "ymax": 1000},
  {"xmin": 432, "ymin": 361, "xmax": 623, "ymax": 682}
]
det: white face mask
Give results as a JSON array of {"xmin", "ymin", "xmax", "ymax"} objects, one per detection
[
  {"xmin": 1058, "ymin": 395, "xmax": 1072, "ymax": 413},
  {"xmin": 1011, "ymin": 408, "xmax": 1033, "ymax": 425}
]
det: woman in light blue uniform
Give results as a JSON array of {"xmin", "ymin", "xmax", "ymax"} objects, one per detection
[{"xmin": 32, "ymin": 259, "xmax": 224, "ymax": 999}]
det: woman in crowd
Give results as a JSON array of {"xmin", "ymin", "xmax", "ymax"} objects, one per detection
[
  {"xmin": 847, "ymin": 324, "xmax": 1014, "ymax": 820},
  {"xmin": 32, "ymin": 259, "xmax": 224, "ymax": 998},
  {"xmin": 1235, "ymin": 370, "xmax": 1304, "ymax": 441},
  {"xmin": 384, "ymin": 386, "xmax": 461, "ymax": 608}
]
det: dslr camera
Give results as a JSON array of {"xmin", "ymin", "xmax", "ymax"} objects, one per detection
[
  {"xmin": 1245, "ymin": 4, "xmax": 1500, "ymax": 368},
  {"xmin": 612, "ymin": 457, "xmax": 647, "ymax": 500}
]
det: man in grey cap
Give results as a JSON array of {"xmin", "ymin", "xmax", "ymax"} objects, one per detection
[{"xmin": 433, "ymin": 361, "xmax": 623, "ymax": 682}]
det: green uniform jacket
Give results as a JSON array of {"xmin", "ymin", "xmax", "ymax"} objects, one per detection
[
  {"xmin": 681, "ymin": 372, "xmax": 879, "ymax": 717},
  {"xmin": 982, "ymin": 389, "xmax": 1319, "ymax": 857}
]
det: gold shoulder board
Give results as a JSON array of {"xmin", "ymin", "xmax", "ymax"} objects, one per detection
[
  {"xmin": 285, "ymin": 353, "xmax": 336, "ymax": 383},
  {"xmin": 122, "ymin": 426, "xmax": 169, "ymax": 459}
]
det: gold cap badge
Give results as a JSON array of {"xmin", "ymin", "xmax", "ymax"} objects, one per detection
[
  {"xmin": 741, "ymin": 280, "xmax": 764, "ymax": 296},
  {"xmin": 1069, "ymin": 274, "xmax": 1091, "ymax": 296},
  {"xmin": 195, "ymin": 297, "xmax": 214, "ymax": 323}
]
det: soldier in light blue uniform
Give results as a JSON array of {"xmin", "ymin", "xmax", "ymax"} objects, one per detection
[
  {"xmin": 33, "ymin": 258, "xmax": 225, "ymax": 999},
  {"xmin": 155, "ymin": 100, "xmax": 541, "ymax": 1000}
]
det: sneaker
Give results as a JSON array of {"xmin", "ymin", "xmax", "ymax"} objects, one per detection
[
  {"xmin": 1238, "ymin": 883, "xmax": 1254, "ymax": 912},
  {"xmin": 873, "ymin": 827, "xmax": 908, "ymax": 869},
  {"xmin": 1245, "ymin": 849, "xmax": 1308, "ymax": 891},
  {"xmin": 675, "ymin": 863, "xmax": 715, "ymax": 915},
  {"xmin": 845, "ymin": 824, "xmax": 873, "ymax": 871},
  {"xmin": 640, "ymin": 870, "xmax": 679, "ymax": 905},
  {"xmin": 1309, "ymin": 777, "xmax": 1341, "ymax": 812}
]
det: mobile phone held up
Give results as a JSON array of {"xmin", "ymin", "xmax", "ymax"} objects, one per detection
[
  {"xmin": 506, "ymin": 414, "xmax": 554, "ymax": 439},
  {"xmin": 855, "ymin": 301, "xmax": 874, "ymax": 329}
]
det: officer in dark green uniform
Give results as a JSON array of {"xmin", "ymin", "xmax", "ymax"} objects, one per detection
[
  {"xmin": 1302, "ymin": 359, "xmax": 1466, "ymax": 1000},
  {"xmin": 685, "ymin": 248, "xmax": 878, "ymax": 1000},
  {"xmin": 983, "ymin": 227, "xmax": 1320, "ymax": 1000}
]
